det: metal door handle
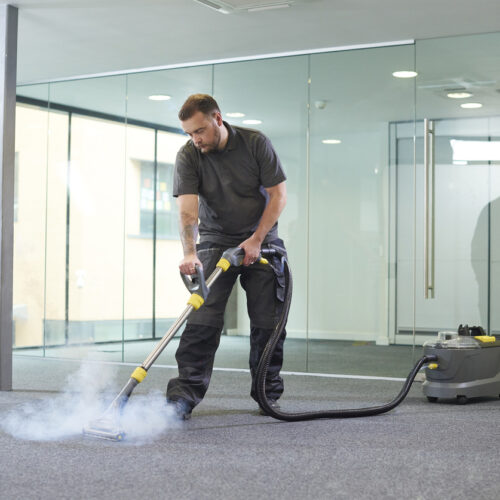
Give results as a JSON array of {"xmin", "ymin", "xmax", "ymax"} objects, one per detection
[{"xmin": 424, "ymin": 119, "xmax": 435, "ymax": 299}]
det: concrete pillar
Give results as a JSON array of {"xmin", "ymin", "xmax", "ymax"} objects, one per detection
[{"xmin": 0, "ymin": 5, "xmax": 18, "ymax": 391}]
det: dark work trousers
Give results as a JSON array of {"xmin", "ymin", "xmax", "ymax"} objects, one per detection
[{"xmin": 167, "ymin": 239, "xmax": 287, "ymax": 410}]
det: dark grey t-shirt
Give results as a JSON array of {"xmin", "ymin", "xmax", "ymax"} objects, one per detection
[{"xmin": 173, "ymin": 122, "xmax": 286, "ymax": 246}]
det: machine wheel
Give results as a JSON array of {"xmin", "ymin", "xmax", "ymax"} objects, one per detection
[
  {"xmin": 427, "ymin": 396, "xmax": 438, "ymax": 403},
  {"xmin": 456, "ymin": 395, "xmax": 468, "ymax": 405}
]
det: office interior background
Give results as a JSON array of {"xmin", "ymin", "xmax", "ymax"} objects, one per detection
[{"xmin": 8, "ymin": 0, "xmax": 500, "ymax": 379}]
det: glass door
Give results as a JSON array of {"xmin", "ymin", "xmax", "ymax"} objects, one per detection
[{"xmin": 398, "ymin": 33, "xmax": 500, "ymax": 347}]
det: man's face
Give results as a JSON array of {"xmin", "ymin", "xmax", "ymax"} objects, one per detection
[{"xmin": 181, "ymin": 110, "xmax": 222, "ymax": 153}]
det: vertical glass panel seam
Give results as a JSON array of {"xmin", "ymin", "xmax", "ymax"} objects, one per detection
[
  {"xmin": 487, "ymin": 136, "xmax": 491, "ymax": 334},
  {"xmin": 412, "ymin": 43, "xmax": 417, "ymax": 361},
  {"xmin": 153, "ymin": 128, "xmax": 158, "ymax": 339},
  {"xmin": 42, "ymin": 85, "xmax": 51, "ymax": 357},
  {"xmin": 388, "ymin": 122, "xmax": 394, "ymax": 342},
  {"xmin": 65, "ymin": 111, "xmax": 72, "ymax": 347},
  {"xmin": 211, "ymin": 64, "xmax": 215, "ymax": 95},
  {"xmin": 305, "ymin": 54, "xmax": 311, "ymax": 372},
  {"xmin": 122, "ymin": 73, "xmax": 129, "ymax": 363}
]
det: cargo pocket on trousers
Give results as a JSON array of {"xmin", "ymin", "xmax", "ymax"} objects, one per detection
[{"xmin": 267, "ymin": 241, "xmax": 287, "ymax": 303}]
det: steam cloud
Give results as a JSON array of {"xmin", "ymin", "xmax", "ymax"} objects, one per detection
[{"xmin": 1, "ymin": 361, "xmax": 182, "ymax": 443}]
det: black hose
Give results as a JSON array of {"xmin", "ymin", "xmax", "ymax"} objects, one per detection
[{"xmin": 255, "ymin": 255, "xmax": 438, "ymax": 421}]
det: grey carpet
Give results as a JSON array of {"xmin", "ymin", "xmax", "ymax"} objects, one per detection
[{"xmin": 0, "ymin": 356, "xmax": 498, "ymax": 500}]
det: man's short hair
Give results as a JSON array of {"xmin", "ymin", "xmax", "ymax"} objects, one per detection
[{"xmin": 178, "ymin": 94, "xmax": 221, "ymax": 121}]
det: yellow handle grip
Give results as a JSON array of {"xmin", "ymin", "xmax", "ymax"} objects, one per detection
[
  {"xmin": 216, "ymin": 258, "xmax": 231, "ymax": 272},
  {"xmin": 131, "ymin": 366, "xmax": 148, "ymax": 383},
  {"xmin": 216, "ymin": 255, "xmax": 269, "ymax": 272},
  {"xmin": 188, "ymin": 293, "xmax": 205, "ymax": 310}
]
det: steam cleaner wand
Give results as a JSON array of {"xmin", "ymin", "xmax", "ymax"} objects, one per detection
[{"xmin": 82, "ymin": 247, "xmax": 269, "ymax": 440}]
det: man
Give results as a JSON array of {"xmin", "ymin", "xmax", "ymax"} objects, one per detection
[{"xmin": 166, "ymin": 94, "xmax": 288, "ymax": 419}]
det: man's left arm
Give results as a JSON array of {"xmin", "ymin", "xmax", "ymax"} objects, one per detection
[{"xmin": 239, "ymin": 181, "xmax": 287, "ymax": 266}]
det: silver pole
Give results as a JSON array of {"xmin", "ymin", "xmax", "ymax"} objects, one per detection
[
  {"xmin": 429, "ymin": 120, "xmax": 436, "ymax": 299},
  {"xmin": 142, "ymin": 267, "xmax": 224, "ymax": 370},
  {"xmin": 423, "ymin": 119, "xmax": 435, "ymax": 299},
  {"xmin": 0, "ymin": 5, "xmax": 18, "ymax": 391}
]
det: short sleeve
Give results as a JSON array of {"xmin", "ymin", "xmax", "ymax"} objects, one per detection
[
  {"xmin": 254, "ymin": 134, "xmax": 287, "ymax": 188},
  {"xmin": 173, "ymin": 146, "xmax": 199, "ymax": 197}
]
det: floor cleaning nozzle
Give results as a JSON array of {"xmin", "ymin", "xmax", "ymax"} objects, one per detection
[
  {"xmin": 82, "ymin": 414, "xmax": 125, "ymax": 441},
  {"xmin": 82, "ymin": 369, "xmax": 143, "ymax": 441}
]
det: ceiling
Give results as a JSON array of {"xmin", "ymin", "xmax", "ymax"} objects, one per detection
[{"xmin": 7, "ymin": 0, "xmax": 500, "ymax": 85}]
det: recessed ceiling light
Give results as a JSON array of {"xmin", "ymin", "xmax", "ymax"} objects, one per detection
[
  {"xmin": 322, "ymin": 139, "xmax": 341, "ymax": 144},
  {"xmin": 392, "ymin": 71, "xmax": 418, "ymax": 79},
  {"xmin": 243, "ymin": 119, "xmax": 262, "ymax": 125},
  {"xmin": 226, "ymin": 112, "xmax": 245, "ymax": 118},
  {"xmin": 194, "ymin": 0, "xmax": 232, "ymax": 14},
  {"xmin": 461, "ymin": 102, "xmax": 483, "ymax": 109},
  {"xmin": 148, "ymin": 95, "xmax": 171, "ymax": 101},
  {"xmin": 248, "ymin": 3, "xmax": 290, "ymax": 12},
  {"xmin": 447, "ymin": 92, "xmax": 472, "ymax": 99}
]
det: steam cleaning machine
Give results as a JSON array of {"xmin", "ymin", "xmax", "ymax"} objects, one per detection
[
  {"xmin": 83, "ymin": 247, "xmax": 499, "ymax": 441},
  {"xmin": 423, "ymin": 326, "xmax": 500, "ymax": 404}
]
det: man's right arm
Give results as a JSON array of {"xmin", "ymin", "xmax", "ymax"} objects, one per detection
[{"xmin": 177, "ymin": 194, "xmax": 202, "ymax": 275}]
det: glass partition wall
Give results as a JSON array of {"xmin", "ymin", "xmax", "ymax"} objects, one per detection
[
  {"xmin": 14, "ymin": 84, "xmax": 51, "ymax": 356},
  {"xmin": 407, "ymin": 33, "xmax": 500, "ymax": 343},
  {"xmin": 14, "ymin": 32, "xmax": 500, "ymax": 378},
  {"xmin": 212, "ymin": 57, "xmax": 309, "ymax": 371},
  {"xmin": 309, "ymin": 44, "xmax": 416, "ymax": 375}
]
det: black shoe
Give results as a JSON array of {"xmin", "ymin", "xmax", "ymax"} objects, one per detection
[
  {"xmin": 258, "ymin": 399, "xmax": 280, "ymax": 416},
  {"xmin": 166, "ymin": 398, "xmax": 192, "ymax": 420}
]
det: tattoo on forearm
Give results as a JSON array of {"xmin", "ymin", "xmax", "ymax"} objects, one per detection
[{"xmin": 180, "ymin": 223, "xmax": 198, "ymax": 255}]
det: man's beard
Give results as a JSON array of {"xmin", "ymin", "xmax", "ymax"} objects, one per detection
[{"xmin": 197, "ymin": 125, "xmax": 221, "ymax": 153}]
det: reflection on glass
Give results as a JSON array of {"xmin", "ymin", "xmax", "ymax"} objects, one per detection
[
  {"xmin": 44, "ymin": 109, "xmax": 70, "ymax": 349},
  {"xmin": 490, "ymin": 165, "xmax": 500, "ymax": 334},
  {"xmin": 412, "ymin": 32, "xmax": 500, "ymax": 347},
  {"xmin": 66, "ymin": 114, "xmax": 127, "ymax": 351},
  {"xmin": 13, "ymin": 89, "xmax": 50, "ymax": 355},
  {"xmin": 45, "ymin": 76, "xmax": 128, "ymax": 360},
  {"xmin": 213, "ymin": 56, "xmax": 308, "ymax": 372},
  {"xmin": 123, "ymin": 125, "xmax": 155, "ymax": 344},
  {"xmin": 154, "ymin": 130, "xmax": 191, "ymax": 336},
  {"xmin": 450, "ymin": 139, "xmax": 500, "ymax": 161},
  {"xmin": 125, "ymin": 66, "xmax": 213, "ymax": 129},
  {"xmin": 310, "ymin": 44, "xmax": 415, "ymax": 376},
  {"xmin": 397, "ymin": 127, "xmax": 490, "ymax": 343},
  {"xmin": 125, "ymin": 66, "xmax": 213, "ymax": 364}
]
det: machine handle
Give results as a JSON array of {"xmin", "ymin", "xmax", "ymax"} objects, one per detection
[
  {"xmin": 180, "ymin": 264, "xmax": 209, "ymax": 300},
  {"xmin": 261, "ymin": 248, "xmax": 277, "ymax": 257},
  {"xmin": 220, "ymin": 247, "xmax": 276, "ymax": 267},
  {"xmin": 424, "ymin": 119, "xmax": 436, "ymax": 299}
]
